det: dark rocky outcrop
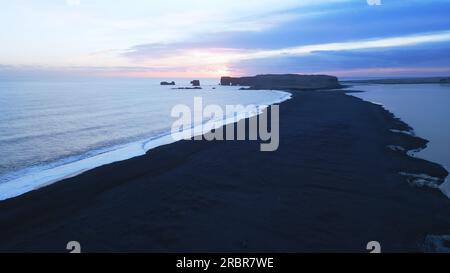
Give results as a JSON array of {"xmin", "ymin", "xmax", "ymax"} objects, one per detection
[
  {"xmin": 160, "ymin": 81, "xmax": 175, "ymax": 86},
  {"xmin": 190, "ymin": 80, "xmax": 201, "ymax": 87},
  {"xmin": 220, "ymin": 74, "xmax": 341, "ymax": 90},
  {"xmin": 172, "ymin": 87, "xmax": 202, "ymax": 90}
]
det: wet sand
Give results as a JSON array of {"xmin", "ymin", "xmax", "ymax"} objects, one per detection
[{"xmin": 0, "ymin": 90, "xmax": 449, "ymax": 252}]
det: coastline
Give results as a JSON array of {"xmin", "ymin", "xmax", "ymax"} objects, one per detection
[
  {"xmin": 346, "ymin": 90, "xmax": 449, "ymax": 190},
  {"xmin": 0, "ymin": 90, "xmax": 292, "ymax": 201},
  {"xmin": 0, "ymin": 90, "xmax": 449, "ymax": 252},
  {"xmin": 345, "ymin": 84, "xmax": 450, "ymax": 198}
]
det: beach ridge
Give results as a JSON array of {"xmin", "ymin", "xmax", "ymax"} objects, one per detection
[{"xmin": 0, "ymin": 90, "xmax": 449, "ymax": 252}]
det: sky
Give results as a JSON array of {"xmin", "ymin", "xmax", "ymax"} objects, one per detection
[{"xmin": 1, "ymin": 0, "xmax": 450, "ymax": 79}]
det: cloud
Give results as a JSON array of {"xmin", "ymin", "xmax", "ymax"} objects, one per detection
[
  {"xmin": 121, "ymin": 30, "xmax": 450, "ymax": 68},
  {"xmin": 1, "ymin": 0, "xmax": 351, "ymax": 66},
  {"xmin": 66, "ymin": 0, "xmax": 81, "ymax": 6},
  {"xmin": 0, "ymin": 64, "xmax": 231, "ymax": 79},
  {"xmin": 227, "ymin": 42, "xmax": 450, "ymax": 77},
  {"xmin": 2, "ymin": 0, "xmax": 450, "ymax": 77},
  {"xmin": 239, "ymin": 31, "xmax": 450, "ymax": 60}
]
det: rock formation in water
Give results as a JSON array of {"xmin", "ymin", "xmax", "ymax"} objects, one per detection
[
  {"xmin": 172, "ymin": 87, "xmax": 202, "ymax": 90},
  {"xmin": 160, "ymin": 81, "xmax": 176, "ymax": 86},
  {"xmin": 220, "ymin": 74, "xmax": 341, "ymax": 90},
  {"xmin": 190, "ymin": 80, "xmax": 201, "ymax": 87}
]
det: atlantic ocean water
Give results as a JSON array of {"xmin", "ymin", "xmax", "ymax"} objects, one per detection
[{"xmin": 0, "ymin": 78, "xmax": 291, "ymax": 199}]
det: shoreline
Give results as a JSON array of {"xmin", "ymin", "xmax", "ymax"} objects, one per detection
[
  {"xmin": 345, "ymin": 85, "xmax": 450, "ymax": 198},
  {"xmin": 346, "ymin": 89, "xmax": 449, "ymax": 192},
  {"xmin": 0, "ymin": 90, "xmax": 292, "ymax": 201},
  {"xmin": 0, "ymin": 90, "xmax": 449, "ymax": 252}
]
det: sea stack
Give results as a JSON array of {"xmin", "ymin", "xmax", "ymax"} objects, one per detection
[
  {"xmin": 220, "ymin": 74, "xmax": 341, "ymax": 90},
  {"xmin": 190, "ymin": 80, "xmax": 201, "ymax": 87}
]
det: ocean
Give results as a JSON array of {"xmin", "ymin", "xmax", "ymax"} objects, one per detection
[
  {"xmin": 0, "ymin": 78, "xmax": 291, "ymax": 200},
  {"xmin": 349, "ymin": 83, "xmax": 450, "ymax": 197}
]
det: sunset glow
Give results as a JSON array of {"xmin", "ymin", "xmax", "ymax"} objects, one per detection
[{"xmin": 1, "ymin": 0, "xmax": 450, "ymax": 79}]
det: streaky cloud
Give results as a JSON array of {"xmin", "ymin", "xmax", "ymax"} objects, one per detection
[{"xmin": 239, "ymin": 31, "xmax": 450, "ymax": 61}]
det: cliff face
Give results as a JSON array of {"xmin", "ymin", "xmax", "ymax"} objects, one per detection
[{"xmin": 220, "ymin": 74, "xmax": 341, "ymax": 90}]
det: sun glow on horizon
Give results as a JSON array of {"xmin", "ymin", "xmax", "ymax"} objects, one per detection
[
  {"xmin": 2, "ymin": 0, "xmax": 450, "ymax": 78},
  {"xmin": 93, "ymin": 65, "xmax": 235, "ymax": 79}
]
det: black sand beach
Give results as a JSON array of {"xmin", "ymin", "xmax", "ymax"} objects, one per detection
[{"xmin": 0, "ymin": 90, "xmax": 449, "ymax": 252}]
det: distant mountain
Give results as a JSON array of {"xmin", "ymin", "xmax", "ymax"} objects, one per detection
[{"xmin": 342, "ymin": 77, "xmax": 450, "ymax": 85}]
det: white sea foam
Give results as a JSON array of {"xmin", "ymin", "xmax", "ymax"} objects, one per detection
[
  {"xmin": 440, "ymin": 180, "xmax": 450, "ymax": 199},
  {"xmin": 0, "ymin": 89, "xmax": 291, "ymax": 201}
]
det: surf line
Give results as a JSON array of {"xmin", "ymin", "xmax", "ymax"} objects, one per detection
[{"xmin": 170, "ymin": 96, "xmax": 282, "ymax": 152}]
